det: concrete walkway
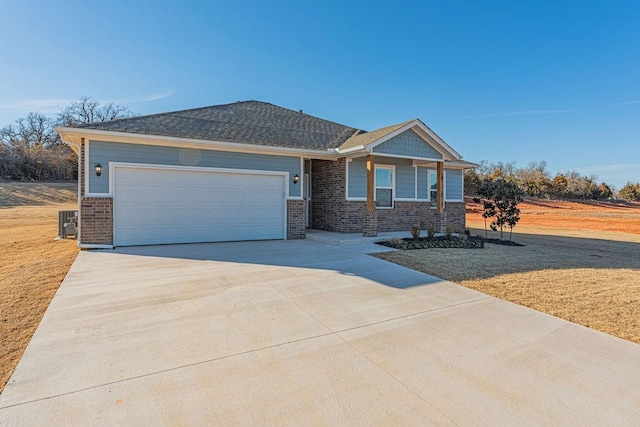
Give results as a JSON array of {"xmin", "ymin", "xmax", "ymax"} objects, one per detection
[{"xmin": 1, "ymin": 240, "xmax": 639, "ymax": 425}]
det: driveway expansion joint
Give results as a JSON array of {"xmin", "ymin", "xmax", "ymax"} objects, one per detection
[{"xmin": 0, "ymin": 296, "xmax": 492, "ymax": 410}]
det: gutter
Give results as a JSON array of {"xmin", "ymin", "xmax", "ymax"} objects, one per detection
[{"xmin": 56, "ymin": 127, "xmax": 340, "ymax": 160}]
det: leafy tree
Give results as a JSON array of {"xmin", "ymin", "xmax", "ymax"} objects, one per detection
[
  {"xmin": 515, "ymin": 161, "xmax": 551, "ymax": 197},
  {"xmin": 595, "ymin": 182, "xmax": 613, "ymax": 200},
  {"xmin": 464, "ymin": 167, "xmax": 482, "ymax": 195},
  {"xmin": 619, "ymin": 182, "xmax": 640, "ymax": 201},
  {"xmin": 474, "ymin": 177, "xmax": 524, "ymax": 240},
  {"xmin": 472, "ymin": 179, "xmax": 497, "ymax": 239}
]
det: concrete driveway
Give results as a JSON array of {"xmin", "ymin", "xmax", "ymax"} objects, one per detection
[{"xmin": 1, "ymin": 240, "xmax": 639, "ymax": 425}]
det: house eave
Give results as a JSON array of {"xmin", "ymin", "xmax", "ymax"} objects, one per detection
[{"xmin": 55, "ymin": 127, "xmax": 339, "ymax": 160}]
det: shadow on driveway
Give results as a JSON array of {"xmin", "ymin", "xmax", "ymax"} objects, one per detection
[{"xmin": 95, "ymin": 239, "xmax": 444, "ymax": 289}]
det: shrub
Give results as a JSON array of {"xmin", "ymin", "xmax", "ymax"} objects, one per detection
[
  {"xmin": 426, "ymin": 225, "xmax": 435, "ymax": 239},
  {"xmin": 410, "ymin": 225, "xmax": 420, "ymax": 240},
  {"xmin": 445, "ymin": 227, "xmax": 453, "ymax": 239}
]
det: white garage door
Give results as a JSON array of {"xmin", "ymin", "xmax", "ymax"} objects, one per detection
[{"xmin": 113, "ymin": 166, "xmax": 286, "ymax": 246}]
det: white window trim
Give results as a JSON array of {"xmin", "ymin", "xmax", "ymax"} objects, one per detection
[
  {"xmin": 427, "ymin": 169, "xmax": 447, "ymax": 209},
  {"xmin": 375, "ymin": 164, "xmax": 395, "ymax": 209}
]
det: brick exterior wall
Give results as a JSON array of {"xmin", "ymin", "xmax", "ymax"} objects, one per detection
[
  {"xmin": 443, "ymin": 202, "xmax": 466, "ymax": 232},
  {"xmin": 80, "ymin": 198, "xmax": 114, "ymax": 244},
  {"xmin": 311, "ymin": 158, "xmax": 347, "ymax": 232},
  {"xmin": 287, "ymin": 199, "xmax": 306, "ymax": 240},
  {"xmin": 362, "ymin": 211, "xmax": 378, "ymax": 237},
  {"xmin": 311, "ymin": 158, "xmax": 466, "ymax": 235}
]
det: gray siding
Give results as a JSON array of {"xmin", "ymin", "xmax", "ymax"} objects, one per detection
[
  {"xmin": 416, "ymin": 167, "xmax": 428, "ymax": 199},
  {"xmin": 88, "ymin": 140, "xmax": 302, "ymax": 197},
  {"xmin": 347, "ymin": 157, "xmax": 367, "ymax": 198},
  {"xmin": 445, "ymin": 169, "xmax": 463, "ymax": 200},
  {"xmin": 347, "ymin": 156, "xmax": 415, "ymax": 199},
  {"xmin": 373, "ymin": 129, "xmax": 443, "ymax": 159}
]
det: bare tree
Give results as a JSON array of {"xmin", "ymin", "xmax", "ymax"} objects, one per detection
[
  {"xmin": 56, "ymin": 96, "xmax": 135, "ymax": 127},
  {"xmin": 1, "ymin": 112, "xmax": 57, "ymax": 149},
  {"xmin": 0, "ymin": 97, "xmax": 134, "ymax": 181}
]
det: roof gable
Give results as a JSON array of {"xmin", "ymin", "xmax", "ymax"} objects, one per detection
[
  {"xmin": 373, "ymin": 129, "xmax": 443, "ymax": 159},
  {"xmin": 338, "ymin": 119, "xmax": 461, "ymax": 160}
]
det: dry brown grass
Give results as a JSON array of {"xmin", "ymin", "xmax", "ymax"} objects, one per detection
[
  {"xmin": 0, "ymin": 182, "xmax": 79, "ymax": 393},
  {"xmin": 376, "ymin": 225, "xmax": 640, "ymax": 345}
]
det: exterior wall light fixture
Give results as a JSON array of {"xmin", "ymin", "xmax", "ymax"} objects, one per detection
[
  {"xmin": 293, "ymin": 174, "xmax": 300, "ymax": 184},
  {"xmin": 95, "ymin": 163, "xmax": 102, "ymax": 177}
]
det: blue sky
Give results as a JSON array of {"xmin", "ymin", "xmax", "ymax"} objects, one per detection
[{"xmin": 1, "ymin": 1, "xmax": 639, "ymax": 188}]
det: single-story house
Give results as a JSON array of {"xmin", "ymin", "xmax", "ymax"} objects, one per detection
[{"xmin": 57, "ymin": 101, "xmax": 475, "ymax": 248}]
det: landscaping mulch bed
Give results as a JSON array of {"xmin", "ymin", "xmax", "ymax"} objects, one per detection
[
  {"xmin": 377, "ymin": 236, "xmax": 484, "ymax": 250},
  {"xmin": 484, "ymin": 238, "xmax": 525, "ymax": 246}
]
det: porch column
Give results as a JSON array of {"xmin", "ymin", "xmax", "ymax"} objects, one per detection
[
  {"xmin": 367, "ymin": 154, "xmax": 375, "ymax": 212},
  {"xmin": 436, "ymin": 161, "xmax": 446, "ymax": 233},
  {"xmin": 436, "ymin": 161, "xmax": 444, "ymax": 213},
  {"xmin": 364, "ymin": 154, "xmax": 378, "ymax": 237}
]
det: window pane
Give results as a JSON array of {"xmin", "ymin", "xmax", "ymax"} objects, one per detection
[
  {"xmin": 430, "ymin": 190, "xmax": 438, "ymax": 208},
  {"xmin": 376, "ymin": 168, "xmax": 392, "ymax": 187},
  {"xmin": 376, "ymin": 189, "xmax": 392, "ymax": 207},
  {"xmin": 430, "ymin": 172, "xmax": 437, "ymax": 190}
]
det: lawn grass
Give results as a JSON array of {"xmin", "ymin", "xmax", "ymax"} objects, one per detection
[
  {"xmin": 0, "ymin": 182, "xmax": 79, "ymax": 393},
  {"xmin": 375, "ymin": 226, "xmax": 640, "ymax": 344}
]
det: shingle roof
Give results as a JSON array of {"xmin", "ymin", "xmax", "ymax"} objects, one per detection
[
  {"xmin": 338, "ymin": 120, "xmax": 413, "ymax": 151},
  {"xmin": 76, "ymin": 100, "xmax": 359, "ymax": 151}
]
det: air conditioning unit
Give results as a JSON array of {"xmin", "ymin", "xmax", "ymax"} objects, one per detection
[{"xmin": 58, "ymin": 210, "xmax": 78, "ymax": 238}]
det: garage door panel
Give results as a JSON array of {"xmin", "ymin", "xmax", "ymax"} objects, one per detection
[{"xmin": 114, "ymin": 167, "xmax": 286, "ymax": 246}]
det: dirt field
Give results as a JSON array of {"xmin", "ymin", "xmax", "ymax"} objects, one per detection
[
  {"xmin": 377, "ymin": 197, "xmax": 640, "ymax": 345},
  {"xmin": 0, "ymin": 182, "xmax": 79, "ymax": 393},
  {"xmin": 466, "ymin": 196, "xmax": 640, "ymax": 235}
]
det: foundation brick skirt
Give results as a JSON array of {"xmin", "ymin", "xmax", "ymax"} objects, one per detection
[{"xmin": 363, "ymin": 211, "xmax": 378, "ymax": 237}]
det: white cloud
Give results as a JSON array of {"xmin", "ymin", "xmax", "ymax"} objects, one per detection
[
  {"xmin": 0, "ymin": 98, "xmax": 71, "ymax": 114},
  {"xmin": 111, "ymin": 90, "xmax": 175, "ymax": 105},
  {"xmin": 0, "ymin": 91, "xmax": 175, "ymax": 115}
]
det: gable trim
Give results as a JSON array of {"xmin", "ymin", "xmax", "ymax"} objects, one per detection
[{"xmin": 339, "ymin": 120, "xmax": 461, "ymax": 160}]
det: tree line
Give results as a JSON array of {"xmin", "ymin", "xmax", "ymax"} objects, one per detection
[
  {"xmin": 0, "ymin": 97, "xmax": 134, "ymax": 181},
  {"xmin": 465, "ymin": 161, "xmax": 640, "ymax": 202},
  {"xmin": 2, "ymin": 101, "xmax": 639, "ymax": 202}
]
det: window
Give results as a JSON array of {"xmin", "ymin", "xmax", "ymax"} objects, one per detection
[
  {"xmin": 375, "ymin": 166, "xmax": 394, "ymax": 208},
  {"xmin": 429, "ymin": 170, "xmax": 438, "ymax": 209}
]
